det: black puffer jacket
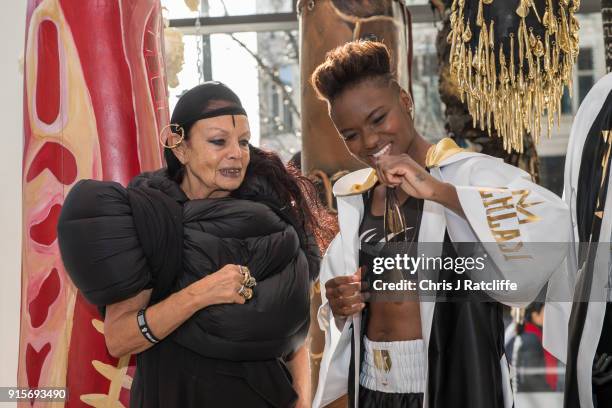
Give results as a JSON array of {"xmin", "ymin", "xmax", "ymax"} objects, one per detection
[{"xmin": 58, "ymin": 169, "xmax": 318, "ymax": 362}]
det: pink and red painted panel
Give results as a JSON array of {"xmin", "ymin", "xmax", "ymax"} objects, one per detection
[{"xmin": 19, "ymin": 0, "xmax": 168, "ymax": 406}]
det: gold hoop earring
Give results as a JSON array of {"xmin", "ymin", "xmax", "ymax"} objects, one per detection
[{"xmin": 159, "ymin": 123, "xmax": 185, "ymax": 149}]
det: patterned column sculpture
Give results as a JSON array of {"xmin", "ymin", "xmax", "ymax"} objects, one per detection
[{"xmin": 19, "ymin": 0, "xmax": 168, "ymax": 406}]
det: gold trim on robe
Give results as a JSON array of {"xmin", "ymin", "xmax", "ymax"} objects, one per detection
[{"xmin": 425, "ymin": 137, "xmax": 466, "ymax": 168}]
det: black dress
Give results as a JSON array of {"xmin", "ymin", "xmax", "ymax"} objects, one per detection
[
  {"xmin": 58, "ymin": 169, "xmax": 319, "ymax": 408},
  {"xmin": 130, "ymin": 339, "xmax": 297, "ymax": 408}
]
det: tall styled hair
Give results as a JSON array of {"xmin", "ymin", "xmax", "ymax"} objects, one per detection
[{"xmin": 311, "ymin": 40, "xmax": 394, "ymax": 102}]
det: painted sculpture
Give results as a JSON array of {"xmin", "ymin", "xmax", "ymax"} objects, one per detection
[{"xmin": 19, "ymin": 0, "xmax": 168, "ymax": 406}]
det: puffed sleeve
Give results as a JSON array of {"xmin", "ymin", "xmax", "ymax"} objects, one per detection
[{"xmin": 57, "ymin": 179, "xmax": 152, "ymax": 306}]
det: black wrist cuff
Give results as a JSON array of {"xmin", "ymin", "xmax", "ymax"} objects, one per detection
[{"xmin": 137, "ymin": 308, "xmax": 160, "ymax": 344}]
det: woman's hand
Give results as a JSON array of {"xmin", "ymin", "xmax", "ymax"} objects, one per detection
[
  {"xmin": 104, "ymin": 264, "xmax": 248, "ymax": 358},
  {"xmin": 375, "ymin": 154, "xmax": 440, "ymax": 199},
  {"xmin": 325, "ymin": 268, "xmax": 365, "ymax": 318},
  {"xmin": 189, "ymin": 264, "xmax": 247, "ymax": 309},
  {"xmin": 375, "ymin": 154, "xmax": 465, "ymax": 217}
]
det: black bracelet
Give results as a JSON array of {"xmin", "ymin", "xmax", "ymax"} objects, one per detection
[{"xmin": 137, "ymin": 308, "xmax": 160, "ymax": 344}]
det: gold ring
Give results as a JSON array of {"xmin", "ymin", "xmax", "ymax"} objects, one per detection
[
  {"xmin": 240, "ymin": 266, "xmax": 256, "ymax": 287},
  {"xmin": 159, "ymin": 123, "xmax": 185, "ymax": 149},
  {"xmin": 238, "ymin": 286, "xmax": 253, "ymax": 300},
  {"xmin": 243, "ymin": 287, "xmax": 253, "ymax": 300},
  {"xmin": 241, "ymin": 272, "xmax": 250, "ymax": 285},
  {"xmin": 245, "ymin": 276, "xmax": 257, "ymax": 288}
]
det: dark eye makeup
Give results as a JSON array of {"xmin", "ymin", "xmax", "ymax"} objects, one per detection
[{"xmin": 208, "ymin": 138, "xmax": 250, "ymax": 147}]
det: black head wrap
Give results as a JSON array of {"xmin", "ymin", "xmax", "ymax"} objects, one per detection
[{"xmin": 164, "ymin": 81, "xmax": 248, "ymax": 182}]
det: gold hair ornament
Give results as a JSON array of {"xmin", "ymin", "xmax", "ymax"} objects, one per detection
[
  {"xmin": 159, "ymin": 123, "xmax": 185, "ymax": 149},
  {"xmin": 448, "ymin": 0, "xmax": 580, "ymax": 152}
]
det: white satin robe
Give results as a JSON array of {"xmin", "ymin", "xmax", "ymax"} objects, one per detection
[{"xmin": 314, "ymin": 148, "xmax": 570, "ymax": 408}]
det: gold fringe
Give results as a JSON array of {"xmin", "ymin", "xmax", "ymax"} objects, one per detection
[{"xmin": 449, "ymin": 0, "xmax": 579, "ymax": 152}]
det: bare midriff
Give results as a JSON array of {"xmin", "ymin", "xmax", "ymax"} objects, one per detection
[
  {"xmin": 366, "ymin": 302, "xmax": 422, "ymax": 341},
  {"xmin": 366, "ymin": 186, "xmax": 423, "ymax": 342}
]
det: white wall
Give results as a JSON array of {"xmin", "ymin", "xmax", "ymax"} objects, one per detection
[{"xmin": 0, "ymin": 1, "xmax": 26, "ymax": 406}]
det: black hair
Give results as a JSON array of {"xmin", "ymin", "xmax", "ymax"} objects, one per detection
[{"xmin": 311, "ymin": 40, "xmax": 394, "ymax": 102}]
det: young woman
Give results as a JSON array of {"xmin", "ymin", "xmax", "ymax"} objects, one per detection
[{"xmin": 310, "ymin": 41, "xmax": 570, "ymax": 408}]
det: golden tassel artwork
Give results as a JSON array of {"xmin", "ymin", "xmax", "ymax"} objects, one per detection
[{"xmin": 448, "ymin": 0, "xmax": 580, "ymax": 152}]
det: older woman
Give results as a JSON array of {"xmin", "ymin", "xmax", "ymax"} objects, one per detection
[
  {"xmin": 58, "ymin": 82, "xmax": 320, "ymax": 408},
  {"xmin": 310, "ymin": 41, "xmax": 569, "ymax": 408}
]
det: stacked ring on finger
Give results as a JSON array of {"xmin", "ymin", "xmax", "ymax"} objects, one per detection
[
  {"xmin": 243, "ymin": 275, "xmax": 256, "ymax": 288},
  {"xmin": 239, "ymin": 266, "xmax": 257, "ymax": 288},
  {"xmin": 238, "ymin": 285, "xmax": 253, "ymax": 300}
]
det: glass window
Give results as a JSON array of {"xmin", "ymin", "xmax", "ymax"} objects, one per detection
[
  {"xmin": 577, "ymin": 47, "xmax": 594, "ymax": 71},
  {"xmin": 208, "ymin": 0, "xmax": 293, "ymax": 16},
  {"xmin": 575, "ymin": 47, "xmax": 595, "ymax": 107},
  {"xmin": 167, "ymin": 28, "xmax": 300, "ymax": 159},
  {"xmin": 539, "ymin": 156, "xmax": 566, "ymax": 197},
  {"xmin": 161, "ymin": 0, "xmax": 294, "ymax": 19},
  {"xmin": 271, "ymin": 88, "xmax": 280, "ymax": 117},
  {"xmin": 561, "ymin": 87, "xmax": 572, "ymax": 115},
  {"xmin": 162, "ymin": 0, "xmax": 200, "ymax": 20},
  {"xmin": 578, "ymin": 75, "xmax": 595, "ymax": 105},
  {"xmin": 411, "ymin": 23, "xmax": 446, "ymax": 142},
  {"xmin": 163, "ymin": 5, "xmax": 604, "ymax": 161}
]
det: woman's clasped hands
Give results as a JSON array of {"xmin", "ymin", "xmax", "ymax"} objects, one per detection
[{"xmin": 189, "ymin": 264, "xmax": 256, "ymax": 308}]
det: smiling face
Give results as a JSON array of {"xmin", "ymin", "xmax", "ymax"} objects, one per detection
[
  {"xmin": 172, "ymin": 114, "xmax": 251, "ymax": 199},
  {"xmin": 329, "ymin": 79, "xmax": 415, "ymax": 168}
]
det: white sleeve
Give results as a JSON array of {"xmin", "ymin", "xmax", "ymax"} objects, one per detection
[
  {"xmin": 444, "ymin": 157, "xmax": 571, "ymax": 307},
  {"xmin": 317, "ymin": 234, "xmax": 349, "ymax": 332}
]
